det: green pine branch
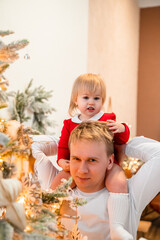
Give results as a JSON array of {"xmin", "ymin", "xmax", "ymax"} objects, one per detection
[
  {"xmin": 0, "ymin": 29, "xmax": 29, "ymax": 111},
  {"xmin": 0, "ymin": 30, "xmax": 14, "ymax": 37},
  {"xmin": 10, "ymin": 79, "xmax": 56, "ymax": 134},
  {"xmin": 0, "ymin": 63, "xmax": 9, "ymax": 74},
  {"xmin": 7, "ymin": 39, "xmax": 29, "ymax": 51}
]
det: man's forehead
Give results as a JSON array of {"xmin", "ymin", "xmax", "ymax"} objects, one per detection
[{"xmin": 70, "ymin": 139, "xmax": 107, "ymax": 155}]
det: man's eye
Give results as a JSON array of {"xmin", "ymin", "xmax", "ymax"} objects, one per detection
[
  {"xmin": 71, "ymin": 157, "xmax": 80, "ymax": 161},
  {"xmin": 89, "ymin": 158, "xmax": 96, "ymax": 162}
]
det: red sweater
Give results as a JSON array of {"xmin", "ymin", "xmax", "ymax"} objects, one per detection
[{"xmin": 57, "ymin": 112, "xmax": 130, "ymax": 164}]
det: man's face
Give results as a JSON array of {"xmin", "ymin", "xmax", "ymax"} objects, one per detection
[{"xmin": 70, "ymin": 139, "xmax": 114, "ymax": 193}]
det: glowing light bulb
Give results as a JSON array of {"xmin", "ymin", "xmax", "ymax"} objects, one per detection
[
  {"xmin": 17, "ymin": 196, "xmax": 25, "ymax": 204},
  {"xmin": 24, "ymin": 225, "xmax": 32, "ymax": 232}
]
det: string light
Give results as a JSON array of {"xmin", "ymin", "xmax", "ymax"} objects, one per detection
[
  {"xmin": 17, "ymin": 196, "xmax": 25, "ymax": 204},
  {"xmin": 122, "ymin": 156, "xmax": 143, "ymax": 178},
  {"xmin": 0, "ymin": 208, "xmax": 6, "ymax": 219},
  {"xmin": 24, "ymin": 225, "xmax": 32, "ymax": 232}
]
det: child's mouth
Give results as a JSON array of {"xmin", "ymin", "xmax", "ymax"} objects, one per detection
[{"xmin": 87, "ymin": 107, "xmax": 94, "ymax": 111}]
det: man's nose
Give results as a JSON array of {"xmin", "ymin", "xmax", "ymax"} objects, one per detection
[{"xmin": 78, "ymin": 161, "xmax": 88, "ymax": 174}]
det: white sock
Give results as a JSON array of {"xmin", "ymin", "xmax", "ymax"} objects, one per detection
[{"xmin": 108, "ymin": 193, "xmax": 133, "ymax": 240}]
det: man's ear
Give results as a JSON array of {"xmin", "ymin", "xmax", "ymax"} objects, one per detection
[{"xmin": 107, "ymin": 153, "xmax": 114, "ymax": 170}]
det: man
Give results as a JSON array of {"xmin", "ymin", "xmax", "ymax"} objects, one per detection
[{"xmin": 32, "ymin": 121, "xmax": 160, "ymax": 240}]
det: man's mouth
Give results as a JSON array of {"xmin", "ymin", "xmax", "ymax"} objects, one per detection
[{"xmin": 76, "ymin": 176, "xmax": 90, "ymax": 181}]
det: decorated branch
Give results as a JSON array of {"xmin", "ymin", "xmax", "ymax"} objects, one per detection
[
  {"xmin": 0, "ymin": 30, "xmax": 29, "ymax": 109},
  {"xmin": 9, "ymin": 79, "xmax": 56, "ymax": 134},
  {"xmin": 0, "ymin": 119, "xmax": 39, "ymax": 179}
]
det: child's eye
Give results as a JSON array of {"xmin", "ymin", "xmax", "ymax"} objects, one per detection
[
  {"xmin": 83, "ymin": 96, "xmax": 89, "ymax": 100},
  {"xmin": 94, "ymin": 97, "xmax": 100, "ymax": 100}
]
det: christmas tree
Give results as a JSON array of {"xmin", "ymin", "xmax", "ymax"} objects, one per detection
[{"xmin": 0, "ymin": 30, "xmax": 87, "ymax": 240}]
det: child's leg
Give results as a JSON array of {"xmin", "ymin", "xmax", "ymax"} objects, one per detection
[
  {"xmin": 50, "ymin": 170, "xmax": 76, "ymax": 190},
  {"xmin": 106, "ymin": 164, "xmax": 133, "ymax": 240}
]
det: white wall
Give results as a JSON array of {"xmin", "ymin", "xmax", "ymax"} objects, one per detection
[
  {"xmin": 0, "ymin": 0, "xmax": 88, "ymax": 136},
  {"xmin": 88, "ymin": 0, "xmax": 139, "ymax": 137},
  {"xmin": 1, "ymin": 0, "xmax": 140, "ymax": 138}
]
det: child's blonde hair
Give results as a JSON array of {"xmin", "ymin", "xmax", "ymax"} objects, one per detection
[{"xmin": 68, "ymin": 73, "xmax": 106, "ymax": 116}]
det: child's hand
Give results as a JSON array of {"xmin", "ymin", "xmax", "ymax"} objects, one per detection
[
  {"xmin": 58, "ymin": 159, "xmax": 70, "ymax": 171},
  {"xmin": 107, "ymin": 120, "xmax": 125, "ymax": 134}
]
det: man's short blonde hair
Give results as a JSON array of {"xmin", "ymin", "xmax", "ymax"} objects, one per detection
[{"xmin": 69, "ymin": 121, "xmax": 114, "ymax": 157}]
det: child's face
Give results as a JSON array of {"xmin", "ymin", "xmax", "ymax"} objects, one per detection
[
  {"xmin": 70, "ymin": 139, "xmax": 114, "ymax": 193},
  {"xmin": 75, "ymin": 88, "xmax": 103, "ymax": 121}
]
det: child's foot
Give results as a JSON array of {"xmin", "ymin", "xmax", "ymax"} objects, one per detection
[{"xmin": 111, "ymin": 224, "xmax": 133, "ymax": 240}]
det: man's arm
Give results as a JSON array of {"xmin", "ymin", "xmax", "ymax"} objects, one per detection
[
  {"xmin": 126, "ymin": 136, "xmax": 160, "ymax": 214},
  {"xmin": 31, "ymin": 135, "xmax": 59, "ymax": 189}
]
